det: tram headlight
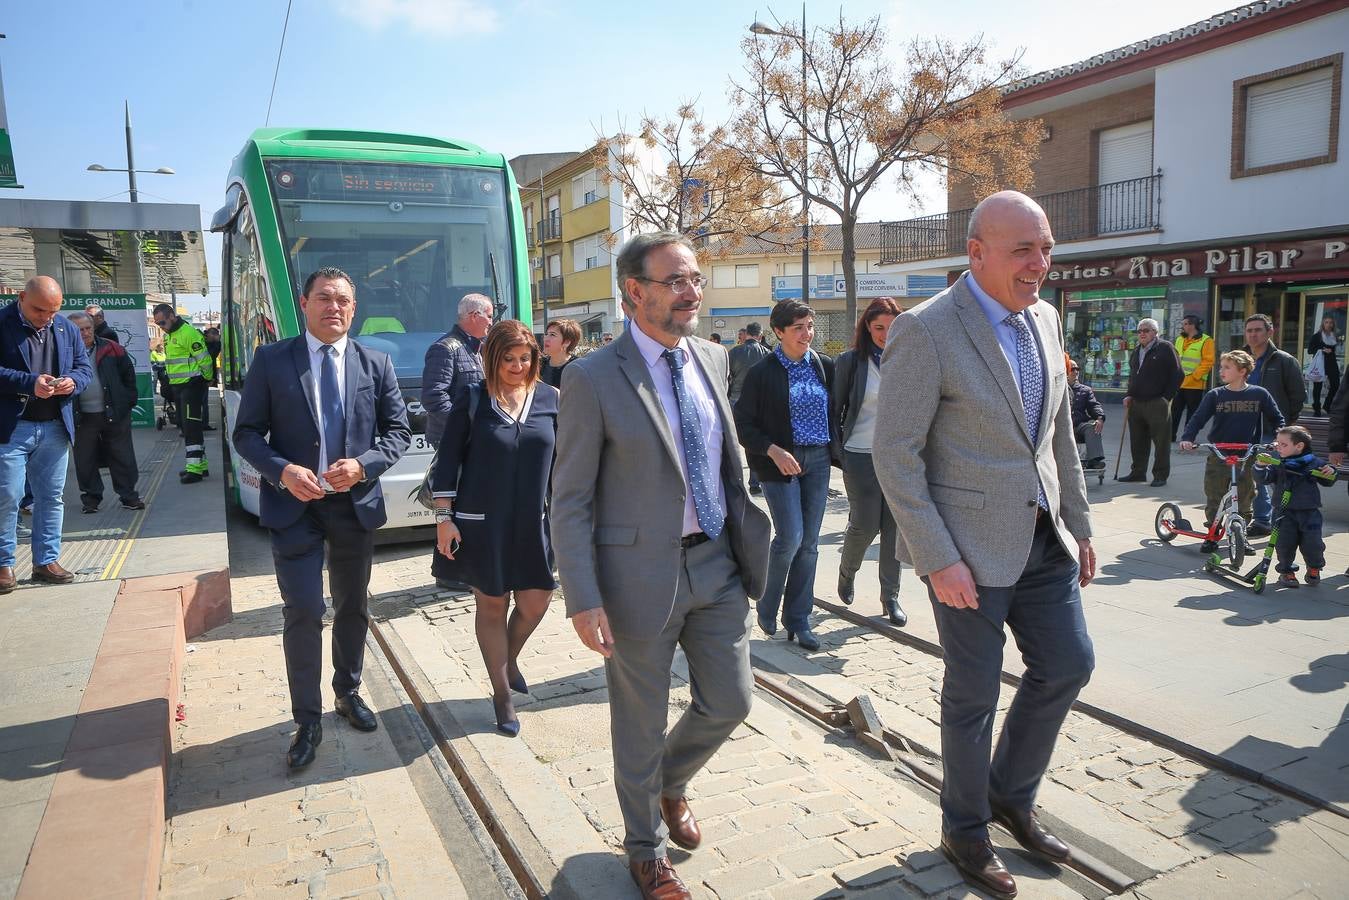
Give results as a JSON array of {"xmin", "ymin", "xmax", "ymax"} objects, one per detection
[{"xmin": 389, "ymin": 201, "xmax": 404, "ymax": 213}]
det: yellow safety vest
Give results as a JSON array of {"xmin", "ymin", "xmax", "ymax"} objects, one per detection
[{"xmin": 1177, "ymin": 334, "xmax": 1213, "ymax": 389}]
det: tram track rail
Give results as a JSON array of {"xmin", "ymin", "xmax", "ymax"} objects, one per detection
[{"xmin": 812, "ymin": 596, "xmax": 1349, "ymax": 825}]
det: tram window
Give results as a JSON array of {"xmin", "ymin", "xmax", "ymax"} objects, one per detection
[
  {"xmin": 231, "ymin": 205, "xmax": 279, "ymax": 374},
  {"xmin": 267, "ymin": 160, "xmax": 516, "ymax": 378}
]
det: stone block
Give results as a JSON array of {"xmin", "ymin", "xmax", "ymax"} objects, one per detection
[
  {"xmin": 838, "ymin": 826, "xmax": 915, "ymax": 858},
  {"xmin": 833, "ymin": 858, "xmax": 907, "ymax": 889},
  {"xmin": 1192, "ymin": 792, "xmax": 1261, "ymax": 821},
  {"xmin": 703, "ymin": 859, "xmax": 785, "ymax": 897},
  {"xmin": 777, "ymin": 840, "xmax": 851, "ymax": 877},
  {"xmin": 793, "ymin": 814, "xmax": 850, "ymax": 839},
  {"xmin": 771, "ymin": 874, "xmax": 845, "ymax": 899}
]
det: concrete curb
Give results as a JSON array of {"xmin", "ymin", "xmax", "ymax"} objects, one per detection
[{"xmin": 15, "ymin": 569, "xmax": 231, "ymax": 899}]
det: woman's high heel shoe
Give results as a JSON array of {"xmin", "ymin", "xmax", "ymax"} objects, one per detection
[
  {"xmin": 882, "ymin": 596, "xmax": 908, "ymax": 627},
  {"xmin": 787, "ymin": 628, "xmax": 821, "ymax": 652},
  {"xmin": 507, "ymin": 665, "xmax": 530, "ymax": 695},
  {"xmin": 756, "ymin": 610, "xmax": 778, "ymax": 637},
  {"xmin": 493, "ymin": 696, "xmax": 520, "ymax": 737}
]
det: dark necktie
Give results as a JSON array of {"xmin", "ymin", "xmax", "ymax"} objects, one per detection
[
  {"xmin": 320, "ymin": 344, "xmax": 345, "ymax": 467},
  {"xmin": 662, "ymin": 348, "xmax": 724, "ymax": 539},
  {"xmin": 1004, "ymin": 313, "xmax": 1047, "ymax": 510}
]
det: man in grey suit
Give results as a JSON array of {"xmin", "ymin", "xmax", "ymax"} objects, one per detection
[
  {"xmin": 552, "ymin": 232, "xmax": 771, "ymax": 900},
  {"xmin": 874, "ymin": 192, "xmax": 1096, "ymax": 900}
]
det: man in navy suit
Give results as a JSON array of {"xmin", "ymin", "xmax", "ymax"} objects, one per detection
[
  {"xmin": 233, "ymin": 267, "xmax": 411, "ymax": 769},
  {"xmin": 0, "ymin": 276, "xmax": 92, "ymax": 593}
]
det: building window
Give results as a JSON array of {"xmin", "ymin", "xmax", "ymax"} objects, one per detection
[
  {"xmin": 712, "ymin": 264, "xmax": 760, "ymax": 288},
  {"xmin": 572, "ymin": 170, "xmax": 606, "ymax": 208},
  {"xmin": 1232, "ymin": 53, "xmax": 1341, "ymax": 178},
  {"xmin": 572, "ymin": 233, "xmax": 606, "ymax": 271}
]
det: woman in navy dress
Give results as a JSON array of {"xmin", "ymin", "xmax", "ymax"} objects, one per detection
[{"xmin": 431, "ymin": 320, "xmax": 558, "ymax": 736}]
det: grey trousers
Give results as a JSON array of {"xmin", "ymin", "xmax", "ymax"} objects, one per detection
[
  {"xmin": 839, "ymin": 450, "xmax": 901, "ymax": 597},
  {"xmin": 1074, "ymin": 421, "xmax": 1105, "ymax": 461},
  {"xmin": 604, "ymin": 531, "xmax": 754, "ymax": 862}
]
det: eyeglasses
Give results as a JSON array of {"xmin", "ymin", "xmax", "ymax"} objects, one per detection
[
  {"xmin": 635, "ymin": 274, "xmax": 708, "ymax": 293},
  {"xmin": 1137, "ymin": 328, "xmax": 1156, "ymax": 333}
]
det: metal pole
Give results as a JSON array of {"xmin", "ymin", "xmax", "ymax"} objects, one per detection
[
  {"xmin": 124, "ymin": 101, "xmax": 138, "ymax": 203},
  {"xmin": 539, "ymin": 170, "xmax": 548, "ymax": 330},
  {"xmin": 800, "ymin": 4, "xmax": 809, "ymax": 309}
]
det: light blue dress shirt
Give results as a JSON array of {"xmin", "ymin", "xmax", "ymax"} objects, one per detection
[{"xmin": 966, "ymin": 272, "xmax": 1044, "ymax": 395}]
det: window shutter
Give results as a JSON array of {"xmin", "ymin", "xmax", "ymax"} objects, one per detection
[
  {"xmin": 1246, "ymin": 67, "xmax": 1334, "ymax": 169},
  {"xmin": 1098, "ymin": 120, "xmax": 1153, "ymax": 184}
]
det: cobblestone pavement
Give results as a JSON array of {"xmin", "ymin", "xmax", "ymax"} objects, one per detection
[
  {"xmin": 158, "ymin": 520, "xmax": 500, "ymax": 900},
  {"xmin": 366, "ymin": 546, "xmax": 1349, "ymax": 900}
]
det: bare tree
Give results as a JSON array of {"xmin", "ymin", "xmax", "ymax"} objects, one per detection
[
  {"xmin": 594, "ymin": 104, "xmax": 800, "ymax": 255},
  {"xmin": 731, "ymin": 13, "xmax": 1044, "ymax": 324}
]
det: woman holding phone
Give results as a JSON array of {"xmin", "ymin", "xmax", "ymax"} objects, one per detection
[
  {"xmin": 431, "ymin": 320, "xmax": 559, "ymax": 736},
  {"xmin": 734, "ymin": 299, "xmax": 836, "ymax": 651}
]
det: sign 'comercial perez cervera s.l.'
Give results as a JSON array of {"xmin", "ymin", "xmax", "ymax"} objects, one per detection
[{"xmin": 1046, "ymin": 236, "xmax": 1349, "ymax": 286}]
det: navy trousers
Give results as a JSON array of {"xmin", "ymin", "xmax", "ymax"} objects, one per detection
[
  {"xmin": 1274, "ymin": 508, "xmax": 1325, "ymax": 573},
  {"xmin": 926, "ymin": 515, "xmax": 1095, "ymax": 842},
  {"xmin": 270, "ymin": 493, "xmax": 376, "ymax": 725}
]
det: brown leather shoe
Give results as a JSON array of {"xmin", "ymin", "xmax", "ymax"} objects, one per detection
[
  {"xmin": 991, "ymin": 803, "xmax": 1071, "ymax": 862},
  {"xmin": 629, "ymin": 857, "xmax": 691, "ymax": 900},
  {"xmin": 941, "ymin": 835, "xmax": 1017, "ymax": 899},
  {"xmin": 0, "ymin": 566, "xmax": 14, "ymax": 594},
  {"xmin": 31, "ymin": 562, "xmax": 74, "ymax": 585},
  {"xmin": 660, "ymin": 795, "xmax": 701, "ymax": 851}
]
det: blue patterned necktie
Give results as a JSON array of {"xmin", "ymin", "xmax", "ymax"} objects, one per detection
[
  {"xmin": 1004, "ymin": 313, "xmax": 1048, "ymax": 509},
  {"xmin": 662, "ymin": 348, "xmax": 724, "ymax": 539},
  {"xmin": 320, "ymin": 344, "xmax": 346, "ymax": 467}
]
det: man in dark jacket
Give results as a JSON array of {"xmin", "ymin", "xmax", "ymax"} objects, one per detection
[
  {"xmin": 1120, "ymin": 317, "xmax": 1182, "ymax": 486},
  {"xmin": 727, "ymin": 322, "xmax": 770, "ymax": 493},
  {"xmin": 1244, "ymin": 313, "xmax": 1306, "ymax": 534},
  {"xmin": 421, "ymin": 294, "xmax": 489, "ymax": 448},
  {"xmin": 85, "ymin": 304, "xmax": 120, "ymax": 344},
  {"xmin": 1069, "ymin": 360, "xmax": 1106, "ymax": 468},
  {"xmin": 68, "ymin": 313, "xmax": 143, "ymax": 513}
]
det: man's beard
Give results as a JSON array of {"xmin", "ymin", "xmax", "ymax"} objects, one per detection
[{"xmin": 661, "ymin": 307, "xmax": 698, "ymax": 338}]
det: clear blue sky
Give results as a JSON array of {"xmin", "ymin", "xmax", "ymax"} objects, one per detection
[{"xmin": 2, "ymin": 0, "xmax": 1226, "ymax": 311}]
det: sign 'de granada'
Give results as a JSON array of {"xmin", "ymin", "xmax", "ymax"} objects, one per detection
[{"xmin": 1046, "ymin": 237, "xmax": 1349, "ymax": 285}]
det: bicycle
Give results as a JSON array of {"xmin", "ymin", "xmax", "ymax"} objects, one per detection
[{"xmin": 1154, "ymin": 442, "xmax": 1263, "ymax": 572}]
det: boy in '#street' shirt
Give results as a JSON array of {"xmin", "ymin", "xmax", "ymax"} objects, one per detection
[{"xmin": 1180, "ymin": 350, "xmax": 1284, "ymax": 541}]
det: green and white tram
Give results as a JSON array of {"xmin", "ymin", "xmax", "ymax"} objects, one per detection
[{"xmin": 211, "ymin": 128, "xmax": 531, "ymax": 529}]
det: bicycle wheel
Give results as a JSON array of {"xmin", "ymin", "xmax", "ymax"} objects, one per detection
[
  {"xmin": 1227, "ymin": 518, "xmax": 1247, "ymax": 569},
  {"xmin": 1154, "ymin": 503, "xmax": 1181, "ymax": 543}
]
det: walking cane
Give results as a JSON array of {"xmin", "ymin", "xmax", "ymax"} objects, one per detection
[{"xmin": 1113, "ymin": 412, "xmax": 1129, "ymax": 481}]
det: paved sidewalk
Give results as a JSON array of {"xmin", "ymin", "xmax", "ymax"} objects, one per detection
[
  {"xmin": 810, "ymin": 414, "xmax": 1349, "ymax": 816},
  {"xmin": 365, "ymin": 547, "xmax": 1349, "ymax": 899},
  {"xmin": 158, "ymin": 508, "xmax": 519, "ymax": 899}
]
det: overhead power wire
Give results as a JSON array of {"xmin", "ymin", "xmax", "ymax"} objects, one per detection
[{"xmin": 265, "ymin": 0, "xmax": 295, "ymax": 126}]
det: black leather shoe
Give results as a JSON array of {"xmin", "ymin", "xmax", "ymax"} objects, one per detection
[
  {"xmin": 287, "ymin": 722, "xmax": 322, "ymax": 769},
  {"xmin": 1248, "ymin": 522, "xmax": 1273, "ymax": 537},
  {"xmin": 82, "ymin": 501, "xmax": 100, "ymax": 514},
  {"xmin": 882, "ymin": 596, "xmax": 907, "ymax": 627},
  {"xmin": 1116, "ymin": 473, "xmax": 1146, "ymax": 482},
  {"xmin": 990, "ymin": 803, "xmax": 1071, "ymax": 862},
  {"xmin": 941, "ymin": 835, "xmax": 1017, "ymax": 899},
  {"xmin": 335, "ymin": 693, "xmax": 378, "ymax": 732},
  {"xmin": 837, "ymin": 572, "xmax": 855, "ymax": 606},
  {"xmin": 1150, "ymin": 478, "xmax": 1168, "ymax": 487},
  {"xmin": 788, "ymin": 628, "xmax": 821, "ymax": 652}
]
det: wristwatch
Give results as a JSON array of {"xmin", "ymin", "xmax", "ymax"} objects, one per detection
[{"xmin": 435, "ymin": 508, "xmax": 453, "ymax": 523}]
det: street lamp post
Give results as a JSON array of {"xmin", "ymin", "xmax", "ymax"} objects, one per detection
[
  {"xmin": 86, "ymin": 101, "xmax": 174, "ymax": 203},
  {"xmin": 751, "ymin": 4, "xmax": 809, "ymax": 308}
]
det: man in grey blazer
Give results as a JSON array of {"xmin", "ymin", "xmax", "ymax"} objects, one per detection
[
  {"xmin": 874, "ymin": 192, "xmax": 1096, "ymax": 900},
  {"xmin": 552, "ymin": 232, "xmax": 771, "ymax": 900}
]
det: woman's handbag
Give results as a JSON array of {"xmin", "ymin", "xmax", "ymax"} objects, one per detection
[{"xmin": 412, "ymin": 385, "xmax": 481, "ymax": 509}]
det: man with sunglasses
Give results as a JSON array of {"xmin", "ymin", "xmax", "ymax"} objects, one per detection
[
  {"xmin": 552, "ymin": 232, "xmax": 770, "ymax": 900},
  {"xmin": 1119, "ymin": 318, "xmax": 1182, "ymax": 487}
]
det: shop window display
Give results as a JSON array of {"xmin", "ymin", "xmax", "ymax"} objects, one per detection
[{"xmin": 1062, "ymin": 291, "xmax": 1168, "ymax": 391}]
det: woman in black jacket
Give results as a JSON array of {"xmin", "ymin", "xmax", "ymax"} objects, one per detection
[
  {"xmin": 734, "ymin": 300, "xmax": 835, "ymax": 651},
  {"xmin": 831, "ymin": 298, "xmax": 905, "ymax": 626},
  {"xmin": 1307, "ymin": 316, "xmax": 1341, "ymax": 416}
]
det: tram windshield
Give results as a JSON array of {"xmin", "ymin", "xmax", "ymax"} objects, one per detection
[{"xmin": 266, "ymin": 159, "xmax": 516, "ymax": 377}]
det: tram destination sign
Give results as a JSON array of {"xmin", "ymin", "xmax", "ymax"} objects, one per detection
[
  {"xmin": 1046, "ymin": 235, "xmax": 1349, "ymax": 287},
  {"xmin": 266, "ymin": 160, "xmax": 500, "ymax": 204}
]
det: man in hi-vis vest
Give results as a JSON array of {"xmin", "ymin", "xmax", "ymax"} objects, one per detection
[{"xmin": 1171, "ymin": 315, "xmax": 1214, "ymax": 441}]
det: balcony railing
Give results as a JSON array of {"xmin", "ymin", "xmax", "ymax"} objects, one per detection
[
  {"xmin": 879, "ymin": 173, "xmax": 1163, "ymax": 265},
  {"xmin": 537, "ymin": 216, "xmax": 562, "ymax": 242},
  {"xmin": 540, "ymin": 276, "xmax": 564, "ymax": 300}
]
